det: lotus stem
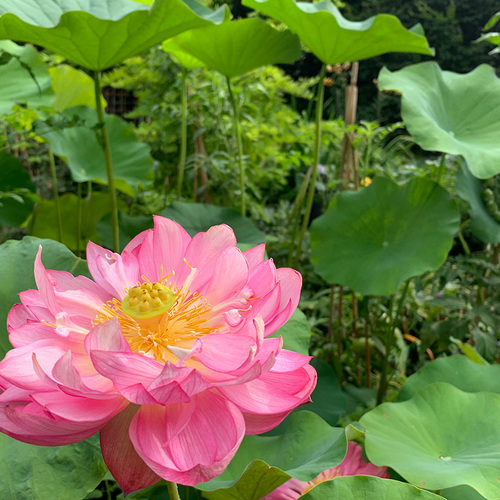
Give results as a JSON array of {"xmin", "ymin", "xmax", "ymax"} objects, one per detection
[
  {"xmin": 76, "ymin": 182, "xmax": 82, "ymax": 257},
  {"xmin": 48, "ymin": 147, "xmax": 63, "ymax": 243},
  {"xmin": 436, "ymin": 152, "xmax": 446, "ymax": 184},
  {"xmin": 377, "ymin": 279, "xmax": 410, "ymax": 404},
  {"xmin": 226, "ymin": 76, "xmax": 245, "ymax": 215},
  {"xmin": 293, "ymin": 64, "xmax": 326, "ymax": 266},
  {"xmin": 94, "ymin": 71, "xmax": 120, "ymax": 253},
  {"xmin": 177, "ymin": 68, "xmax": 188, "ymax": 198},
  {"xmin": 166, "ymin": 481, "xmax": 181, "ymax": 500}
]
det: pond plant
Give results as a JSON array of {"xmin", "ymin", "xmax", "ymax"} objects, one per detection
[{"xmin": 0, "ymin": 1, "xmax": 499, "ymax": 499}]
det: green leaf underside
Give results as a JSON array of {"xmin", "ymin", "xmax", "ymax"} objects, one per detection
[
  {"xmin": 270, "ymin": 308, "xmax": 311, "ymax": 356},
  {"xmin": 160, "ymin": 202, "xmax": 266, "ymax": 243},
  {"xmin": 30, "ymin": 192, "xmax": 121, "ymax": 251},
  {"xmin": 0, "ymin": 150, "xmax": 36, "ymax": 226},
  {"xmin": 378, "ymin": 62, "xmax": 500, "ymax": 179},
  {"xmin": 0, "ymin": 40, "xmax": 53, "ymax": 114},
  {"xmin": 398, "ymin": 355, "xmax": 500, "ymax": 402},
  {"xmin": 49, "ymin": 64, "xmax": 105, "ymax": 110},
  {"xmin": 361, "ymin": 383, "xmax": 500, "ymax": 498},
  {"xmin": 310, "ymin": 176, "xmax": 459, "ymax": 296},
  {"xmin": 162, "ymin": 18, "xmax": 301, "ymax": 78},
  {"xmin": 242, "ymin": 0, "xmax": 433, "ymax": 64},
  {"xmin": 455, "ymin": 161, "xmax": 500, "ymax": 243},
  {"xmin": 0, "ymin": 433, "xmax": 106, "ymax": 500},
  {"xmin": 197, "ymin": 411, "xmax": 347, "ymax": 499},
  {"xmin": 43, "ymin": 106, "xmax": 154, "ymax": 196},
  {"xmin": 0, "ymin": 0, "xmax": 227, "ymax": 71},
  {"xmin": 0, "ymin": 236, "xmax": 88, "ymax": 359},
  {"xmin": 302, "ymin": 476, "xmax": 444, "ymax": 499}
]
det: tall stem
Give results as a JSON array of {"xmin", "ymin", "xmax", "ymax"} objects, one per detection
[
  {"xmin": 376, "ymin": 279, "xmax": 411, "ymax": 404},
  {"xmin": 177, "ymin": 69, "xmax": 188, "ymax": 198},
  {"xmin": 76, "ymin": 182, "xmax": 82, "ymax": 257},
  {"xmin": 226, "ymin": 77, "xmax": 245, "ymax": 215},
  {"xmin": 166, "ymin": 481, "xmax": 181, "ymax": 500},
  {"xmin": 48, "ymin": 147, "xmax": 63, "ymax": 242},
  {"xmin": 436, "ymin": 152, "xmax": 446, "ymax": 184},
  {"xmin": 293, "ymin": 64, "xmax": 326, "ymax": 266},
  {"xmin": 94, "ymin": 71, "xmax": 119, "ymax": 252}
]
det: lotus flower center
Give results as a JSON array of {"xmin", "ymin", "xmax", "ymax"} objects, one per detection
[
  {"xmin": 94, "ymin": 277, "xmax": 217, "ymax": 362},
  {"xmin": 122, "ymin": 282, "xmax": 176, "ymax": 319}
]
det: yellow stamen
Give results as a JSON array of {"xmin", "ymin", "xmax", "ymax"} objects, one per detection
[{"xmin": 93, "ymin": 276, "xmax": 219, "ymax": 362}]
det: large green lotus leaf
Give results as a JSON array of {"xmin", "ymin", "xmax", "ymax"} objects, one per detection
[
  {"xmin": 98, "ymin": 203, "xmax": 266, "ymax": 251},
  {"xmin": 270, "ymin": 308, "xmax": 310, "ymax": 356},
  {"xmin": 0, "ymin": 0, "xmax": 228, "ymax": 71},
  {"xmin": 378, "ymin": 63, "xmax": 500, "ymax": 179},
  {"xmin": 0, "ymin": 150, "xmax": 36, "ymax": 226},
  {"xmin": 242, "ymin": 0, "xmax": 433, "ymax": 64},
  {"xmin": 0, "ymin": 40, "xmax": 54, "ymax": 114},
  {"xmin": 398, "ymin": 355, "xmax": 500, "ymax": 402},
  {"xmin": 161, "ymin": 201, "xmax": 266, "ymax": 244},
  {"xmin": 455, "ymin": 161, "xmax": 500, "ymax": 243},
  {"xmin": 49, "ymin": 64, "xmax": 106, "ymax": 111},
  {"xmin": 197, "ymin": 411, "xmax": 347, "ymax": 499},
  {"xmin": 162, "ymin": 18, "xmax": 301, "ymax": 78},
  {"xmin": 29, "ymin": 192, "xmax": 121, "ymax": 251},
  {"xmin": 310, "ymin": 177, "xmax": 459, "ymax": 296},
  {"xmin": 361, "ymin": 383, "xmax": 500, "ymax": 498},
  {"xmin": 0, "ymin": 236, "xmax": 89, "ymax": 359},
  {"xmin": 162, "ymin": 37, "xmax": 206, "ymax": 69},
  {"xmin": 0, "ymin": 433, "xmax": 106, "ymax": 499},
  {"xmin": 98, "ymin": 212, "xmax": 154, "ymax": 252},
  {"xmin": 43, "ymin": 106, "xmax": 154, "ymax": 196},
  {"xmin": 441, "ymin": 485, "xmax": 488, "ymax": 500},
  {"xmin": 302, "ymin": 476, "xmax": 445, "ymax": 499}
]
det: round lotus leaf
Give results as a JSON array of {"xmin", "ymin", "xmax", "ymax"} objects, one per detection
[
  {"xmin": 398, "ymin": 355, "xmax": 500, "ymax": 402},
  {"xmin": 0, "ymin": 236, "xmax": 89, "ymax": 359},
  {"xmin": 0, "ymin": 0, "xmax": 227, "ymax": 71},
  {"xmin": 197, "ymin": 411, "xmax": 347, "ymax": 500},
  {"xmin": 361, "ymin": 383, "xmax": 500, "ymax": 498},
  {"xmin": 162, "ymin": 18, "xmax": 301, "ymax": 77},
  {"xmin": 310, "ymin": 176, "xmax": 459, "ymax": 295},
  {"xmin": 378, "ymin": 62, "xmax": 500, "ymax": 179},
  {"xmin": 242, "ymin": 0, "xmax": 433, "ymax": 64},
  {"xmin": 302, "ymin": 476, "xmax": 444, "ymax": 499},
  {"xmin": 455, "ymin": 160, "xmax": 500, "ymax": 243}
]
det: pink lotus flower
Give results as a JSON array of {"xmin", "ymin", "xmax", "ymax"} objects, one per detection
[
  {"xmin": 0, "ymin": 217, "xmax": 316, "ymax": 494},
  {"xmin": 264, "ymin": 442, "xmax": 389, "ymax": 499}
]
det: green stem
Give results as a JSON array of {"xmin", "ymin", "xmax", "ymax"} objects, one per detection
[
  {"xmin": 293, "ymin": 64, "xmax": 326, "ymax": 266},
  {"xmin": 177, "ymin": 69, "xmax": 188, "ymax": 198},
  {"xmin": 376, "ymin": 279, "xmax": 410, "ymax": 404},
  {"xmin": 166, "ymin": 481, "xmax": 181, "ymax": 500},
  {"xmin": 226, "ymin": 77, "xmax": 245, "ymax": 215},
  {"xmin": 48, "ymin": 147, "xmax": 63, "ymax": 242},
  {"xmin": 458, "ymin": 219, "xmax": 471, "ymax": 256},
  {"xmin": 436, "ymin": 153, "xmax": 446, "ymax": 184},
  {"xmin": 76, "ymin": 183, "xmax": 82, "ymax": 257},
  {"xmin": 94, "ymin": 71, "xmax": 120, "ymax": 252},
  {"xmin": 105, "ymin": 479, "xmax": 112, "ymax": 500}
]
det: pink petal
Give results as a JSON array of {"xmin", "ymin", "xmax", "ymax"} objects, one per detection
[
  {"xmin": 246, "ymin": 259, "xmax": 277, "ymax": 298},
  {"xmin": 129, "ymin": 390, "xmax": 245, "ymax": 486},
  {"xmin": 203, "ymin": 247, "xmax": 249, "ymax": 304},
  {"xmin": 84, "ymin": 318, "xmax": 131, "ymax": 354},
  {"xmin": 242, "ymin": 244, "xmax": 266, "ymax": 272},
  {"xmin": 137, "ymin": 216, "xmax": 191, "ymax": 285},
  {"xmin": 184, "ymin": 224, "xmax": 237, "ymax": 291},
  {"xmin": 31, "ymin": 391, "xmax": 126, "ymax": 422},
  {"xmin": 87, "ymin": 241, "xmax": 140, "ymax": 299},
  {"xmin": 34, "ymin": 247, "xmax": 60, "ymax": 316},
  {"xmin": 100, "ymin": 404, "xmax": 162, "ymax": 496},
  {"xmin": 218, "ymin": 364, "xmax": 316, "ymax": 415},
  {"xmin": 7, "ymin": 303, "xmax": 34, "ymax": 330},
  {"xmin": 9, "ymin": 322, "xmax": 60, "ymax": 347},
  {"xmin": 194, "ymin": 333, "xmax": 256, "ymax": 372},
  {"xmin": 0, "ymin": 401, "xmax": 104, "ymax": 445},
  {"xmin": 271, "ymin": 349, "xmax": 312, "ymax": 373}
]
